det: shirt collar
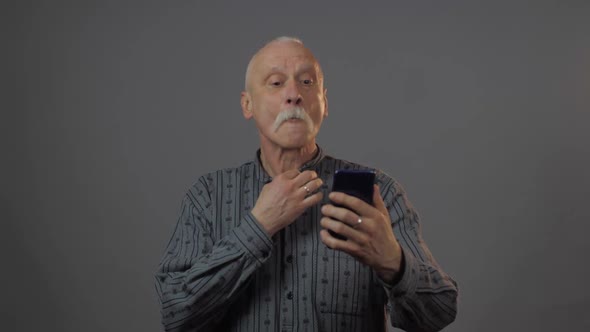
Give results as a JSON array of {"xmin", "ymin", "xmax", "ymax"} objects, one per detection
[{"xmin": 254, "ymin": 144, "xmax": 325, "ymax": 183}]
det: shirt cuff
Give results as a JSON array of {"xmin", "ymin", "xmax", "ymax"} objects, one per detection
[
  {"xmin": 379, "ymin": 249, "xmax": 418, "ymax": 299},
  {"xmin": 232, "ymin": 212, "xmax": 274, "ymax": 264}
]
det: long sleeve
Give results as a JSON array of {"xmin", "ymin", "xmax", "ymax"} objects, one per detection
[
  {"xmin": 154, "ymin": 177, "xmax": 274, "ymax": 331},
  {"xmin": 380, "ymin": 178, "xmax": 459, "ymax": 332}
]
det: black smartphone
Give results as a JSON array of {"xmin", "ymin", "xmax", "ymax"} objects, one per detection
[{"xmin": 328, "ymin": 169, "xmax": 376, "ymax": 240}]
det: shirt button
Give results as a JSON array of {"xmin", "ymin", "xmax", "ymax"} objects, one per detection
[
  {"xmin": 287, "ymin": 291, "xmax": 293, "ymax": 300},
  {"xmin": 285, "ymin": 255, "xmax": 293, "ymax": 263}
]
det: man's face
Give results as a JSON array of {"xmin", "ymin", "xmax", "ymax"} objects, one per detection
[{"xmin": 241, "ymin": 41, "xmax": 328, "ymax": 150}]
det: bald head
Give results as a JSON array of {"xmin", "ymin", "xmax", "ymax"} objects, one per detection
[{"xmin": 244, "ymin": 37, "xmax": 324, "ymax": 93}]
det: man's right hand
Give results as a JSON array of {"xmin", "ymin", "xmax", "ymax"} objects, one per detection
[{"xmin": 252, "ymin": 169, "xmax": 323, "ymax": 237}]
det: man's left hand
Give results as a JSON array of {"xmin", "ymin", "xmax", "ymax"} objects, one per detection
[{"xmin": 320, "ymin": 184, "xmax": 403, "ymax": 284}]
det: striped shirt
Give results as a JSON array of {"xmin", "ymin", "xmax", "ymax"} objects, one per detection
[{"xmin": 155, "ymin": 146, "xmax": 458, "ymax": 331}]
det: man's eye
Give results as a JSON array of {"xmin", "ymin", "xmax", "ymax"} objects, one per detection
[
  {"xmin": 302, "ymin": 79, "xmax": 313, "ymax": 85},
  {"xmin": 271, "ymin": 81, "xmax": 282, "ymax": 86}
]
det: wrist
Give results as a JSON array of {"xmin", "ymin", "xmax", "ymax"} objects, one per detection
[
  {"xmin": 377, "ymin": 247, "xmax": 405, "ymax": 285},
  {"xmin": 251, "ymin": 208, "xmax": 279, "ymax": 237}
]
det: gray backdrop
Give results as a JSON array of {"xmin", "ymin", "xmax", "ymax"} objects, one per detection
[{"xmin": 5, "ymin": 0, "xmax": 590, "ymax": 331}]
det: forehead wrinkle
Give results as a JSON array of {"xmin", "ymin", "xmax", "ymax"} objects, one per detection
[
  {"xmin": 245, "ymin": 40, "xmax": 324, "ymax": 91},
  {"xmin": 265, "ymin": 63, "xmax": 318, "ymax": 76}
]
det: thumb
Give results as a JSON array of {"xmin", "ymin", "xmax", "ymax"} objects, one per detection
[{"xmin": 372, "ymin": 184, "xmax": 389, "ymax": 215}]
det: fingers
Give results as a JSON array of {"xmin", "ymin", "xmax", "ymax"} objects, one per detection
[
  {"xmin": 279, "ymin": 169, "xmax": 302, "ymax": 180},
  {"xmin": 302, "ymin": 189, "xmax": 323, "ymax": 207},
  {"xmin": 321, "ymin": 186, "xmax": 388, "ymax": 240},
  {"xmin": 320, "ymin": 204, "xmax": 361, "ymax": 229},
  {"xmin": 319, "ymin": 227, "xmax": 365, "ymax": 251},
  {"xmin": 275, "ymin": 170, "xmax": 321, "ymax": 194},
  {"xmin": 320, "ymin": 204, "xmax": 370, "ymax": 244},
  {"xmin": 276, "ymin": 169, "xmax": 317, "ymax": 182},
  {"xmin": 293, "ymin": 170, "xmax": 319, "ymax": 187},
  {"xmin": 270, "ymin": 169, "xmax": 324, "ymax": 208},
  {"xmin": 300, "ymin": 177, "xmax": 323, "ymax": 197},
  {"xmin": 328, "ymin": 191, "xmax": 375, "ymax": 217},
  {"xmin": 290, "ymin": 170, "xmax": 322, "ymax": 198}
]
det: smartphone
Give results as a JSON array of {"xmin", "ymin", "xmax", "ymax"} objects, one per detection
[{"xmin": 328, "ymin": 169, "xmax": 376, "ymax": 240}]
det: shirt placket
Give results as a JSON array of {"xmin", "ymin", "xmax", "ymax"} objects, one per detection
[{"xmin": 280, "ymin": 224, "xmax": 295, "ymax": 332}]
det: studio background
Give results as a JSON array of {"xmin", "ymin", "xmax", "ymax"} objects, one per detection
[{"xmin": 5, "ymin": 0, "xmax": 590, "ymax": 331}]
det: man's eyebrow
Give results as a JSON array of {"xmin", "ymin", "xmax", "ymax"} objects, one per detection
[
  {"xmin": 296, "ymin": 64, "xmax": 318, "ymax": 75},
  {"xmin": 266, "ymin": 67, "xmax": 285, "ymax": 76}
]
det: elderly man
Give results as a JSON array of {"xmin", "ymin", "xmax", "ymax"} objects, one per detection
[{"xmin": 155, "ymin": 37, "xmax": 458, "ymax": 332}]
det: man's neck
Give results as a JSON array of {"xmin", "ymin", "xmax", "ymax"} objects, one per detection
[{"xmin": 259, "ymin": 142, "xmax": 318, "ymax": 178}]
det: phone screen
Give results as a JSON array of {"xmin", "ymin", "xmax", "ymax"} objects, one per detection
[
  {"xmin": 329, "ymin": 169, "xmax": 376, "ymax": 240},
  {"xmin": 332, "ymin": 169, "xmax": 376, "ymax": 205}
]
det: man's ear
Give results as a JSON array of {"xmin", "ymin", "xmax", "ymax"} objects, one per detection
[
  {"xmin": 323, "ymin": 88, "xmax": 329, "ymax": 118},
  {"xmin": 241, "ymin": 91, "xmax": 253, "ymax": 119}
]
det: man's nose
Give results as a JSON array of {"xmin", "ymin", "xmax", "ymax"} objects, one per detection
[{"xmin": 284, "ymin": 81, "xmax": 302, "ymax": 105}]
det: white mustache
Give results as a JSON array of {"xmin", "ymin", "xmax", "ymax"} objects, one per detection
[{"xmin": 272, "ymin": 107, "xmax": 313, "ymax": 132}]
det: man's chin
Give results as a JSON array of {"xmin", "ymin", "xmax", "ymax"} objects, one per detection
[
  {"xmin": 273, "ymin": 135, "xmax": 315, "ymax": 150},
  {"xmin": 261, "ymin": 126, "xmax": 317, "ymax": 149}
]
